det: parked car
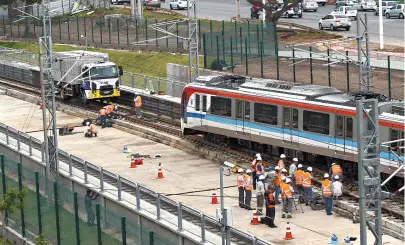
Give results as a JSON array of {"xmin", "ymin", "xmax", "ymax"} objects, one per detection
[
  {"xmin": 331, "ymin": 6, "xmax": 358, "ymax": 19},
  {"xmin": 316, "ymin": 0, "xmax": 327, "ymax": 6},
  {"xmin": 144, "ymin": 0, "xmax": 161, "ymax": 7},
  {"xmin": 302, "ymin": 0, "xmax": 319, "ymax": 11},
  {"xmin": 385, "ymin": 3, "xmax": 405, "ymax": 18},
  {"xmin": 169, "ymin": 0, "xmax": 193, "ymax": 9},
  {"xmin": 335, "ymin": 0, "xmax": 355, "ymax": 6},
  {"xmin": 111, "ymin": 0, "xmax": 130, "ymax": 4},
  {"xmin": 374, "ymin": 1, "xmax": 397, "ymax": 15},
  {"xmin": 278, "ymin": 4, "xmax": 303, "ymax": 18},
  {"xmin": 319, "ymin": 14, "xmax": 351, "ymax": 30},
  {"xmin": 353, "ymin": 0, "xmax": 377, "ymax": 11}
]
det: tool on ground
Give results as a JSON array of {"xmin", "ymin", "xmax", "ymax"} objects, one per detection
[
  {"xmin": 283, "ymin": 222, "xmax": 294, "ymax": 240},
  {"xmin": 328, "ymin": 234, "xmax": 338, "ymax": 244},
  {"xmin": 58, "ymin": 125, "xmax": 77, "ymax": 136},
  {"xmin": 155, "ymin": 154, "xmax": 161, "ymax": 158},
  {"xmin": 157, "ymin": 163, "xmax": 164, "ymax": 179},
  {"xmin": 211, "ymin": 192, "xmax": 218, "ymax": 204},
  {"xmin": 250, "ymin": 211, "xmax": 260, "ymax": 225},
  {"xmin": 130, "ymin": 157, "xmax": 137, "ymax": 168},
  {"xmin": 127, "ymin": 153, "xmax": 151, "ymax": 159},
  {"xmin": 123, "ymin": 145, "xmax": 131, "ymax": 153}
]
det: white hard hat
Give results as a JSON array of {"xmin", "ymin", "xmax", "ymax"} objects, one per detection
[
  {"xmin": 324, "ymin": 173, "xmax": 329, "ymax": 178},
  {"xmin": 86, "ymin": 122, "xmax": 90, "ymax": 126},
  {"xmin": 281, "ymin": 168, "xmax": 288, "ymax": 173},
  {"xmin": 114, "ymin": 105, "xmax": 118, "ymax": 110},
  {"xmin": 332, "ymin": 163, "xmax": 336, "ymax": 166},
  {"xmin": 238, "ymin": 168, "xmax": 244, "ymax": 173},
  {"xmin": 275, "ymin": 166, "xmax": 280, "ymax": 170},
  {"xmin": 256, "ymin": 156, "xmax": 262, "ymax": 161},
  {"xmin": 298, "ymin": 164, "xmax": 303, "ymax": 168},
  {"xmin": 281, "ymin": 176, "xmax": 287, "ymax": 181},
  {"xmin": 246, "ymin": 169, "xmax": 252, "ymax": 174},
  {"xmin": 255, "ymin": 153, "xmax": 261, "ymax": 158},
  {"xmin": 293, "ymin": 158, "xmax": 298, "ymax": 162},
  {"xmin": 334, "ymin": 175, "xmax": 340, "ymax": 180},
  {"xmin": 286, "ymin": 178, "xmax": 291, "ymax": 184},
  {"xmin": 280, "ymin": 154, "xmax": 286, "ymax": 159},
  {"xmin": 307, "ymin": 167, "xmax": 313, "ymax": 172},
  {"xmin": 259, "ymin": 175, "xmax": 265, "ymax": 180}
]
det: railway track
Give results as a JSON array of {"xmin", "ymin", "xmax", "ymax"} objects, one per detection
[{"xmin": 0, "ymin": 78, "xmax": 404, "ymax": 225}]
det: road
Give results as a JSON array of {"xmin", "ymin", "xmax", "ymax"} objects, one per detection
[{"xmin": 155, "ymin": 0, "xmax": 404, "ymax": 46}]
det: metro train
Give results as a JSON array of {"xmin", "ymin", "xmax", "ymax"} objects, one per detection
[{"xmin": 180, "ymin": 75, "xmax": 404, "ymax": 179}]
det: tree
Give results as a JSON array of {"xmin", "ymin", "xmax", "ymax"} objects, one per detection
[
  {"xmin": 0, "ymin": 188, "xmax": 28, "ymax": 244},
  {"xmin": 247, "ymin": 0, "xmax": 303, "ymax": 22},
  {"xmin": 35, "ymin": 233, "xmax": 49, "ymax": 245}
]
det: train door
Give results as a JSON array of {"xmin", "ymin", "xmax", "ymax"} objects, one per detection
[
  {"xmin": 235, "ymin": 100, "xmax": 250, "ymax": 134},
  {"xmin": 283, "ymin": 107, "xmax": 299, "ymax": 145},
  {"xmin": 335, "ymin": 116, "xmax": 353, "ymax": 154}
]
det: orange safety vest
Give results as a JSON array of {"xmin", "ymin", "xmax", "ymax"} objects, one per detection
[
  {"xmin": 302, "ymin": 172, "xmax": 312, "ymax": 188},
  {"xmin": 105, "ymin": 105, "xmax": 115, "ymax": 114},
  {"xmin": 331, "ymin": 164, "xmax": 342, "ymax": 175},
  {"xmin": 273, "ymin": 173, "xmax": 281, "ymax": 187},
  {"xmin": 135, "ymin": 96, "xmax": 142, "ymax": 108},
  {"xmin": 244, "ymin": 175, "xmax": 252, "ymax": 191},
  {"xmin": 294, "ymin": 169, "xmax": 304, "ymax": 185},
  {"xmin": 322, "ymin": 179, "xmax": 332, "ymax": 197},
  {"xmin": 267, "ymin": 192, "xmax": 275, "ymax": 208},
  {"xmin": 281, "ymin": 183, "xmax": 293, "ymax": 198},
  {"xmin": 99, "ymin": 108, "xmax": 106, "ymax": 116},
  {"xmin": 278, "ymin": 160, "xmax": 285, "ymax": 169},
  {"xmin": 236, "ymin": 174, "xmax": 244, "ymax": 188},
  {"xmin": 255, "ymin": 162, "xmax": 264, "ymax": 175}
]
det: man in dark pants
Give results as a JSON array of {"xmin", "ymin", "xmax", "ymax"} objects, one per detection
[
  {"xmin": 85, "ymin": 189, "xmax": 98, "ymax": 226},
  {"xmin": 244, "ymin": 169, "xmax": 254, "ymax": 210},
  {"xmin": 251, "ymin": 153, "xmax": 261, "ymax": 190},
  {"xmin": 265, "ymin": 185, "xmax": 277, "ymax": 228},
  {"xmin": 237, "ymin": 168, "xmax": 245, "ymax": 208}
]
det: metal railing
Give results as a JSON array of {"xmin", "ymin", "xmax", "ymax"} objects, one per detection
[{"xmin": 0, "ymin": 122, "xmax": 271, "ymax": 245}]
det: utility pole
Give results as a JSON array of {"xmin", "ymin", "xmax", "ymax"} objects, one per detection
[
  {"xmin": 236, "ymin": 0, "xmax": 241, "ymax": 21},
  {"xmin": 187, "ymin": 0, "xmax": 199, "ymax": 82},
  {"xmin": 356, "ymin": 99, "xmax": 382, "ymax": 245},
  {"xmin": 131, "ymin": 0, "xmax": 136, "ymax": 19},
  {"xmin": 356, "ymin": 13, "xmax": 372, "ymax": 92},
  {"xmin": 137, "ymin": 0, "xmax": 143, "ymax": 21},
  {"xmin": 378, "ymin": 0, "xmax": 384, "ymax": 49}
]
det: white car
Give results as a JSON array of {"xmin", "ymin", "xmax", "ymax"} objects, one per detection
[
  {"xmin": 385, "ymin": 4, "xmax": 405, "ymax": 18},
  {"xmin": 111, "ymin": 0, "xmax": 130, "ymax": 4},
  {"xmin": 169, "ymin": 0, "xmax": 193, "ymax": 10},
  {"xmin": 278, "ymin": 4, "xmax": 303, "ymax": 18},
  {"xmin": 353, "ymin": 0, "xmax": 376, "ymax": 11},
  {"xmin": 319, "ymin": 14, "xmax": 351, "ymax": 31},
  {"xmin": 316, "ymin": 0, "xmax": 326, "ymax": 6},
  {"xmin": 331, "ymin": 6, "xmax": 357, "ymax": 19},
  {"xmin": 374, "ymin": 1, "xmax": 397, "ymax": 15},
  {"xmin": 302, "ymin": 0, "xmax": 319, "ymax": 11}
]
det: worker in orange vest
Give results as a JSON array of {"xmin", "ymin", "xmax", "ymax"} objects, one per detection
[
  {"xmin": 294, "ymin": 164, "xmax": 304, "ymax": 195},
  {"xmin": 98, "ymin": 107, "xmax": 107, "ymax": 128},
  {"xmin": 273, "ymin": 166, "xmax": 282, "ymax": 204},
  {"xmin": 278, "ymin": 154, "xmax": 286, "ymax": 169},
  {"xmin": 251, "ymin": 153, "xmax": 262, "ymax": 190},
  {"xmin": 134, "ymin": 95, "xmax": 142, "ymax": 118},
  {"xmin": 322, "ymin": 173, "xmax": 333, "ymax": 215},
  {"xmin": 237, "ymin": 168, "xmax": 245, "ymax": 208},
  {"xmin": 302, "ymin": 167, "xmax": 313, "ymax": 205},
  {"xmin": 265, "ymin": 185, "xmax": 277, "ymax": 228},
  {"xmin": 244, "ymin": 169, "xmax": 254, "ymax": 210},
  {"xmin": 330, "ymin": 162, "xmax": 343, "ymax": 182},
  {"xmin": 281, "ymin": 178, "xmax": 294, "ymax": 219},
  {"xmin": 104, "ymin": 105, "xmax": 118, "ymax": 117}
]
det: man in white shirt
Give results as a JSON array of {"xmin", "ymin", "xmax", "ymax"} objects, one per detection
[
  {"xmin": 256, "ymin": 175, "xmax": 265, "ymax": 215},
  {"xmin": 332, "ymin": 175, "xmax": 343, "ymax": 200}
]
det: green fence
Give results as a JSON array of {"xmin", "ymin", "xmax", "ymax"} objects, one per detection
[
  {"xmin": 0, "ymin": 155, "xmax": 176, "ymax": 245},
  {"xmin": 202, "ymin": 21, "xmax": 277, "ymax": 78}
]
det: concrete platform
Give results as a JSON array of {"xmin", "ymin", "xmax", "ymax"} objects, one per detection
[{"xmin": 0, "ymin": 94, "xmax": 403, "ymax": 245}]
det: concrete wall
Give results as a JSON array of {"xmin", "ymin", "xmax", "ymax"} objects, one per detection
[{"xmin": 0, "ymin": 142, "xmax": 205, "ymax": 245}]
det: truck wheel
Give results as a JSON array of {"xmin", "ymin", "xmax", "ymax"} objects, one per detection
[
  {"xmin": 322, "ymin": 3, "xmax": 325, "ymax": 6},
  {"xmin": 81, "ymin": 90, "xmax": 89, "ymax": 104}
]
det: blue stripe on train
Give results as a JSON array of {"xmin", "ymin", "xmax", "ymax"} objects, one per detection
[{"xmin": 186, "ymin": 112, "xmax": 403, "ymax": 162}]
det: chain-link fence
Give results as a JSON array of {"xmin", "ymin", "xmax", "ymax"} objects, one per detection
[{"xmin": 0, "ymin": 155, "xmax": 176, "ymax": 245}]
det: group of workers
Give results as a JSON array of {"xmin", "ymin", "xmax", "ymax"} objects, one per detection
[{"xmin": 237, "ymin": 153, "xmax": 345, "ymax": 228}]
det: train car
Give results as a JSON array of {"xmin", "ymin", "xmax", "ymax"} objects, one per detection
[{"xmin": 180, "ymin": 75, "xmax": 404, "ymax": 178}]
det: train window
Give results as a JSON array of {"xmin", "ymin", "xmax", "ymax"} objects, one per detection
[
  {"xmin": 292, "ymin": 109, "xmax": 298, "ymax": 128},
  {"xmin": 236, "ymin": 100, "xmax": 243, "ymax": 119},
  {"xmin": 336, "ymin": 116, "xmax": 344, "ymax": 137},
  {"xmin": 202, "ymin": 95, "xmax": 207, "ymax": 112},
  {"xmin": 195, "ymin": 94, "xmax": 200, "ymax": 111},
  {"xmin": 211, "ymin": 96, "xmax": 231, "ymax": 117},
  {"xmin": 236, "ymin": 100, "xmax": 250, "ymax": 120},
  {"xmin": 390, "ymin": 129, "xmax": 404, "ymax": 154},
  {"xmin": 284, "ymin": 108, "xmax": 298, "ymax": 128},
  {"xmin": 245, "ymin": 102, "xmax": 250, "ymax": 120},
  {"xmin": 254, "ymin": 103, "xmax": 278, "ymax": 125},
  {"xmin": 346, "ymin": 118, "xmax": 353, "ymax": 139},
  {"xmin": 284, "ymin": 108, "xmax": 290, "ymax": 127},
  {"xmin": 303, "ymin": 111, "xmax": 330, "ymax": 135}
]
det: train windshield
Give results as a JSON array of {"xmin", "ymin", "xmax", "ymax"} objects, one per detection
[{"xmin": 90, "ymin": 66, "xmax": 118, "ymax": 79}]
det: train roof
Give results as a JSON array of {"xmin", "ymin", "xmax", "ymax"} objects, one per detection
[{"xmin": 192, "ymin": 75, "xmax": 404, "ymax": 118}]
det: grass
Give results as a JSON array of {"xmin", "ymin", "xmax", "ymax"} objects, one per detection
[{"xmin": 0, "ymin": 41, "xmax": 197, "ymax": 78}]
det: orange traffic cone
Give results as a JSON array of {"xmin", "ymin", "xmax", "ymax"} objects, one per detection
[
  {"xmin": 250, "ymin": 212, "xmax": 260, "ymax": 225},
  {"xmin": 135, "ymin": 159, "xmax": 143, "ymax": 165},
  {"xmin": 157, "ymin": 164, "xmax": 164, "ymax": 179},
  {"xmin": 283, "ymin": 222, "xmax": 294, "ymax": 240},
  {"xmin": 211, "ymin": 192, "xmax": 219, "ymax": 204},
  {"xmin": 130, "ymin": 158, "xmax": 137, "ymax": 168},
  {"xmin": 39, "ymin": 101, "xmax": 43, "ymax": 110}
]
